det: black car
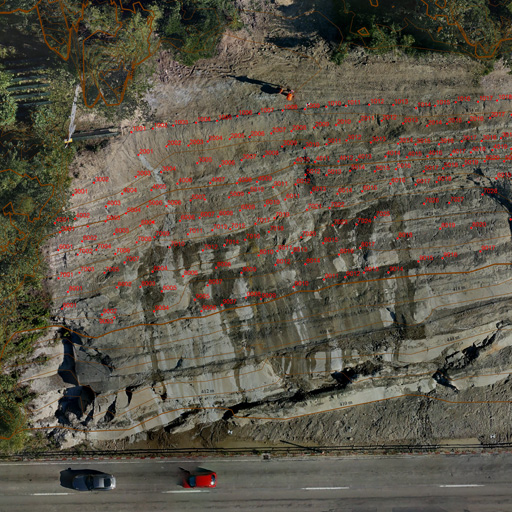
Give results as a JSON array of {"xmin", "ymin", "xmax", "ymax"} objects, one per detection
[{"xmin": 72, "ymin": 472, "xmax": 116, "ymax": 491}]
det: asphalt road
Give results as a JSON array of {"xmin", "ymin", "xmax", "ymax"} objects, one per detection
[{"xmin": 1, "ymin": 454, "xmax": 512, "ymax": 511}]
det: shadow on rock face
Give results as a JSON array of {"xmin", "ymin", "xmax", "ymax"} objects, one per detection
[
  {"xmin": 55, "ymin": 386, "xmax": 96, "ymax": 425},
  {"xmin": 58, "ymin": 334, "xmax": 80, "ymax": 386}
]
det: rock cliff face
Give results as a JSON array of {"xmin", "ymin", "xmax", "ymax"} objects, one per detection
[{"xmin": 27, "ymin": 50, "xmax": 512, "ymax": 448}]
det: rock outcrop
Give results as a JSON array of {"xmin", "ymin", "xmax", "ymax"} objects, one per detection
[{"xmin": 27, "ymin": 50, "xmax": 512, "ymax": 448}]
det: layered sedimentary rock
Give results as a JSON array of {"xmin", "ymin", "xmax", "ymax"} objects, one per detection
[{"xmin": 26, "ymin": 52, "xmax": 512, "ymax": 448}]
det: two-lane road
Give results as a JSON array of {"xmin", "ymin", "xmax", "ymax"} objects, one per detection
[{"xmin": 1, "ymin": 453, "xmax": 511, "ymax": 511}]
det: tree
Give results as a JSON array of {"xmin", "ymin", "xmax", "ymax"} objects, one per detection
[
  {"xmin": 0, "ymin": 70, "xmax": 17, "ymax": 128},
  {"xmin": 161, "ymin": 0, "xmax": 241, "ymax": 66}
]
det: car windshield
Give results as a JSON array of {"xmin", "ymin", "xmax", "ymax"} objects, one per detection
[
  {"xmin": 188, "ymin": 476, "xmax": 196, "ymax": 487},
  {"xmin": 86, "ymin": 476, "xmax": 94, "ymax": 490},
  {"xmin": 103, "ymin": 478, "xmax": 111, "ymax": 488},
  {"xmin": 211, "ymin": 475, "xmax": 216, "ymax": 484}
]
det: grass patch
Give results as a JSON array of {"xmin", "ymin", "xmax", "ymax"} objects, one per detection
[{"xmin": 160, "ymin": 0, "xmax": 242, "ymax": 66}]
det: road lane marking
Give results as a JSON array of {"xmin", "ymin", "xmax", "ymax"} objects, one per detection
[
  {"xmin": 31, "ymin": 493, "xmax": 70, "ymax": 496},
  {"xmin": 162, "ymin": 490, "xmax": 209, "ymax": 493},
  {"xmin": 301, "ymin": 487, "xmax": 350, "ymax": 490},
  {"xmin": 439, "ymin": 484, "xmax": 484, "ymax": 488}
]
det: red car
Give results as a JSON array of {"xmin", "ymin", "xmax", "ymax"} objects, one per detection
[{"xmin": 183, "ymin": 471, "xmax": 217, "ymax": 488}]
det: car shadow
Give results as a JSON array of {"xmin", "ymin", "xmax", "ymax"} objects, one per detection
[
  {"xmin": 178, "ymin": 466, "xmax": 217, "ymax": 487},
  {"xmin": 178, "ymin": 466, "xmax": 190, "ymax": 487},
  {"xmin": 194, "ymin": 466, "xmax": 213, "ymax": 474},
  {"xmin": 60, "ymin": 468, "xmax": 103, "ymax": 490}
]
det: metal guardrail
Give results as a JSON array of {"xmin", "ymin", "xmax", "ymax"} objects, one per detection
[
  {"xmin": 10, "ymin": 75, "xmax": 48, "ymax": 83},
  {"xmin": 1, "ymin": 59, "xmax": 51, "ymax": 115},
  {"xmin": 3, "ymin": 58, "xmax": 50, "ymax": 67},
  {"xmin": 8, "ymin": 66, "xmax": 47, "ymax": 74},
  {"xmin": 8, "ymin": 83, "xmax": 49, "ymax": 92},
  {"xmin": 18, "ymin": 101, "xmax": 51, "ymax": 108},
  {"xmin": 72, "ymin": 131, "xmax": 120, "ymax": 141},
  {"xmin": 4, "ymin": 442, "xmax": 512, "ymax": 460},
  {"xmin": 14, "ymin": 92, "xmax": 50, "ymax": 101}
]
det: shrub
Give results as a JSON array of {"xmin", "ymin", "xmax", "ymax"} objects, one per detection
[{"xmin": 161, "ymin": 0, "xmax": 241, "ymax": 66}]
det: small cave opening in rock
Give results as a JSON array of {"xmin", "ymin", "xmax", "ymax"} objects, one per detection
[{"xmin": 56, "ymin": 386, "xmax": 96, "ymax": 425}]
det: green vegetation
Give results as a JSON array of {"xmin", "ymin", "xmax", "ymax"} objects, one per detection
[
  {"xmin": 35, "ymin": 67, "xmax": 79, "ymax": 136},
  {"xmin": 55, "ymin": 2, "xmax": 160, "ymax": 121},
  {"xmin": 0, "ymin": 145, "xmax": 72, "ymax": 452},
  {"xmin": 0, "ymin": 60, "xmax": 74, "ymax": 451},
  {"xmin": 0, "ymin": 69, "xmax": 17, "ymax": 128},
  {"xmin": 334, "ymin": 0, "xmax": 512, "ymax": 67},
  {"xmin": 0, "ymin": 45, "xmax": 17, "ymax": 128},
  {"xmin": 160, "ymin": 0, "xmax": 242, "ymax": 66},
  {"xmin": 0, "ymin": 373, "xmax": 32, "ymax": 453}
]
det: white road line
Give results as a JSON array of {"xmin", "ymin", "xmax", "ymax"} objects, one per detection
[
  {"xmin": 162, "ymin": 490, "xmax": 209, "ymax": 493},
  {"xmin": 31, "ymin": 493, "xmax": 70, "ymax": 496},
  {"xmin": 439, "ymin": 484, "xmax": 484, "ymax": 488},
  {"xmin": 301, "ymin": 487, "xmax": 350, "ymax": 490}
]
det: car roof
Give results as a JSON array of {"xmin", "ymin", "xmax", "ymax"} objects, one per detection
[{"xmin": 194, "ymin": 473, "xmax": 216, "ymax": 485}]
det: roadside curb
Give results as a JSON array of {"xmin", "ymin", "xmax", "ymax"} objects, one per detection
[{"xmin": 7, "ymin": 447, "xmax": 512, "ymax": 463}]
